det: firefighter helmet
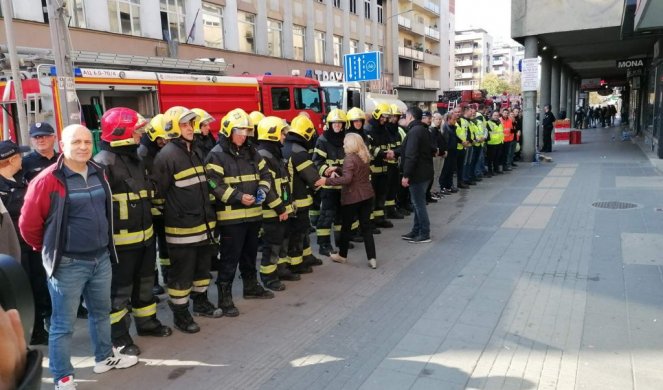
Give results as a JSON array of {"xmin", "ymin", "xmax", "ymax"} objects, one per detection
[
  {"xmin": 372, "ymin": 103, "xmax": 392, "ymax": 120},
  {"xmin": 257, "ymin": 116, "xmax": 289, "ymax": 142},
  {"xmin": 326, "ymin": 108, "xmax": 347, "ymax": 124},
  {"xmin": 290, "ymin": 115, "xmax": 316, "ymax": 141},
  {"xmin": 390, "ymin": 104, "xmax": 402, "ymax": 116},
  {"xmin": 220, "ymin": 108, "xmax": 253, "ymax": 138},
  {"xmin": 346, "ymin": 107, "xmax": 366, "ymax": 123},
  {"xmin": 191, "ymin": 108, "xmax": 215, "ymax": 134},
  {"xmin": 100, "ymin": 107, "xmax": 144, "ymax": 147},
  {"xmin": 249, "ymin": 111, "xmax": 265, "ymax": 128},
  {"xmin": 146, "ymin": 114, "xmax": 167, "ymax": 141},
  {"xmin": 162, "ymin": 106, "xmax": 199, "ymax": 139}
]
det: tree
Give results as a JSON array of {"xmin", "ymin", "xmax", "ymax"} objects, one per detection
[
  {"xmin": 480, "ymin": 73, "xmax": 510, "ymax": 96},
  {"xmin": 508, "ymin": 73, "xmax": 521, "ymax": 95}
]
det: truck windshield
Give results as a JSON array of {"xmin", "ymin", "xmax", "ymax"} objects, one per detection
[
  {"xmin": 323, "ymin": 87, "xmax": 343, "ymax": 112},
  {"xmin": 294, "ymin": 86, "xmax": 322, "ymax": 113}
]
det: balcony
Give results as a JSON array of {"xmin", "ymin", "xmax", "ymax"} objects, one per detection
[
  {"xmin": 397, "ymin": 15, "xmax": 411, "ymax": 29},
  {"xmin": 493, "ymin": 59, "xmax": 505, "ymax": 66},
  {"xmin": 424, "ymin": 52, "xmax": 441, "ymax": 66},
  {"xmin": 413, "ymin": 0, "xmax": 440, "ymax": 15},
  {"xmin": 398, "ymin": 46, "xmax": 424, "ymax": 61},
  {"xmin": 455, "ymin": 47, "xmax": 473, "ymax": 54},
  {"xmin": 424, "ymin": 79, "xmax": 440, "ymax": 89},
  {"xmin": 425, "ymin": 27, "xmax": 440, "ymax": 40},
  {"xmin": 399, "ymin": 75, "xmax": 412, "ymax": 86},
  {"xmin": 455, "ymin": 59, "xmax": 472, "ymax": 67},
  {"xmin": 457, "ymin": 72, "xmax": 474, "ymax": 79}
]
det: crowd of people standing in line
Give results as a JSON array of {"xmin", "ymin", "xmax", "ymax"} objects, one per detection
[{"xmin": 574, "ymin": 104, "xmax": 618, "ymax": 129}]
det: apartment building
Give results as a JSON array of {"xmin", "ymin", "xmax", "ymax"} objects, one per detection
[
  {"xmin": 491, "ymin": 40, "xmax": 524, "ymax": 80},
  {"xmin": 453, "ymin": 28, "xmax": 493, "ymax": 90}
]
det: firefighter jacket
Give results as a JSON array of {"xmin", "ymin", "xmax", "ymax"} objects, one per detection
[
  {"xmin": 94, "ymin": 143, "xmax": 155, "ymax": 250},
  {"xmin": 365, "ymin": 118, "xmax": 392, "ymax": 174},
  {"xmin": 194, "ymin": 133, "xmax": 216, "ymax": 158},
  {"xmin": 487, "ymin": 119, "xmax": 505, "ymax": 145},
  {"xmin": 256, "ymin": 140, "xmax": 293, "ymax": 221},
  {"xmin": 456, "ymin": 117, "xmax": 472, "ymax": 150},
  {"xmin": 387, "ymin": 122, "xmax": 406, "ymax": 161},
  {"xmin": 313, "ymin": 128, "xmax": 345, "ymax": 190},
  {"xmin": 205, "ymin": 137, "xmax": 272, "ymax": 225},
  {"xmin": 282, "ymin": 133, "xmax": 321, "ymax": 211},
  {"xmin": 137, "ymin": 135, "xmax": 165, "ymax": 217},
  {"xmin": 152, "ymin": 138, "xmax": 216, "ymax": 246}
]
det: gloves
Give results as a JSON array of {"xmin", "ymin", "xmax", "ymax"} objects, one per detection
[{"xmin": 255, "ymin": 188, "xmax": 266, "ymax": 205}]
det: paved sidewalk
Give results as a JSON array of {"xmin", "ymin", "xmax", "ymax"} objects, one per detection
[{"xmin": 37, "ymin": 126, "xmax": 663, "ymax": 389}]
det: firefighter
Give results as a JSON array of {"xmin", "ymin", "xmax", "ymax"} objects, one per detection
[
  {"xmin": 249, "ymin": 111, "xmax": 265, "ymax": 145},
  {"xmin": 386, "ymin": 104, "xmax": 406, "ymax": 220},
  {"xmin": 138, "ymin": 114, "xmax": 171, "ymax": 296},
  {"xmin": 94, "ymin": 107, "xmax": 172, "ymax": 355},
  {"xmin": 152, "ymin": 106, "xmax": 221, "ymax": 334},
  {"xmin": 206, "ymin": 108, "xmax": 275, "ymax": 317},
  {"xmin": 255, "ymin": 116, "xmax": 298, "ymax": 290},
  {"xmin": 192, "ymin": 108, "xmax": 216, "ymax": 157},
  {"xmin": 365, "ymin": 103, "xmax": 395, "ymax": 229},
  {"xmin": 282, "ymin": 114, "xmax": 324, "ymax": 275},
  {"xmin": 313, "ymin": 108, "xmax": 347, "ymax": 256}
]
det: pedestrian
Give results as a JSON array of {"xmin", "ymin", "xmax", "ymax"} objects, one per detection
[
  {"xmin": 94, "ymin": 108, "xmax": 173, "ymax": 356},
  {"xmin": 19, "ymin": 124, "xmax": 138, "ymax": 390},
  {"xmin": 22, "ymin": 122, "xmax": 59, "ymax": 183},
  {"xmin": 400, "ymin": 107, "xmax": 434, "ymax": 243},
  {"xmin": 427, "ymin": 112, "xmax": 445, "ymax": 202},
  {"xmin": 322, "ymin": 133, "xmax": 377, "ymax": 268},
  {"xmin": 439, "ymin": 108, "xmax": 460, "ymax": 193},
  {"xmin": 541, "ymin": 104, "xmax": 555, "ymax": 153},
  {"xmin": 486, "ymin": 110, "xmax": 504, "ymax": 176},
  {"xmin": 206, "ymin": 108, "xmax": 275, "ymax": 317},
  {"xmin": 456, "ymin": 107, "xmax": 472, "ymax": 188}
]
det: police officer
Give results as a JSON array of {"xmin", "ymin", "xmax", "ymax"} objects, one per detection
[
  {"xmin": 192, "ymin": 108, "xmax": 216, "ymax": 157},
  {"xmin": 152, "ymin": 106, "xmax": 221, "ymax": 334},
  {"xmin": 22, "ymin": 122, "xmax": 59, "ymax": 183},
  {"xmin": 94, "ymin": 108, "xmax": 172, "ymax": 355},
  {"xmin": 365, "ymin": 103, "xmax": 395, "ymax": 229},
  {"xmin": 206, "ymin": 108, "xmax": 275, "ymax": 317},
  {"xmin": 313, "ymin": 109, "xmax": 346, "ymax": 256}
]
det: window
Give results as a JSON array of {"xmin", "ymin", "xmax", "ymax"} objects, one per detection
[
  {"xmin": 271, "ymin": 88, "xmax": 291, "ymax": 111},
  {"xmin": 314, "ymin": 31, "xmax": 325, "ymax": 63},
  {"xmin": 293, "ymin": 25, "xmax": 305, "ymax": 61},
  {"xmin": 333, "ymin": 0, "xmax": 341, "ymax": 7},
  {"xmin": 202, "ymin": 3, "xmax": 223, "ymax": 49},
  {"xmin": 365, "ymin": 43, "xmax": 372, "ymax": 52},
  {"xmin": 295, "ymin": 87, "xmax": 322, "ymax": 113},
  {"xmin": 377, "ymin": 0, "xmax": 383, "ymax": 23},
  {"xmin": 350, "ymin": 0, "xmax": 357, "ymax": 14},
  {"xmin": 267, "ymin": 19, "xmax": 282, "ymax": 57},
  {"xmin": 333, "ymin": 35, "xmax": 342, "ymax": 66},
  {"xmin": 323, "ymin": 86, "xmax": 343, "ymax": 113},
  {"xmin": 349, "ymin": 39, "xmax": 358, "ymax": 54},
  {"xmin": 238, "ymin": 11, "xmax": 256, "ymax": 53},
  {"xmin": 160, "ymin": 0, "xmax": 186, "ymax": 42},
  {"xmin": 108, "ymin": 0, "xmax": 140, "ymax": 36},
  {"xmin": 67, "ymin": 0, "xmax": 86, "ymax": 28},
  {"xmin": 364, "ymin": 0, "xmax": 370, "ymax": 19}
]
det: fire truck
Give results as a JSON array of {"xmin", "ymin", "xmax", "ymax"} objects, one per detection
[
  {"xmin": 1, "ymin": 54, "xmax": 325, "ymax": 143},
  {"xmin": 436, "ymin": 89, "xmax": 493, "ymax": 114}
]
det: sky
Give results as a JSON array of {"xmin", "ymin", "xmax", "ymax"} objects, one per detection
[{"xmin": 454, "ymin": 0, "xmax": 514, "ymax": 43}]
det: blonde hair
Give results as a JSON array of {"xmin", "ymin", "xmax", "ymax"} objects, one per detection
[{"xmin": 343, "ymin": 133, "xmax": 370, "ymax": 164}]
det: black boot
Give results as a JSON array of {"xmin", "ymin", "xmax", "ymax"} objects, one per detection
[
  {"xmin": 261, "ymin": 273, "xmax": 286, "ymax": 291},
  {"xmin": 152, "ymin": 269, "xmax": 165, "ymax": 296},
  {"xmin": 375, "ymin": 218, "xmax": 394, "ymax": 228},
  {"xmin": 136, "ymin": 315, "xmax": 173, "ymax": 337},
  {"xmin": 318, "ymin": 244, "xmax": 336, "ymax": 257},
  {"xmin": 303, "ymin": 254, "xmax": 323, "ymax": 267},
  {"xmin": 191, "ymin": 292, "xmax": 222, "ymax": 318},
  {"xmin": 289, "ymin": 262, "xmax": 313, "ymax": 274},
  {"xmin": 277, "ymin": 263, "xmax": 301, "ymax": 281},
  {"xmin": 168, "ymin": 301, "xmax": 200, "ymax": 334},
  {"xmin": 217, "ymin": 282, "xmax": 239, "ymax": 317},
  {"xmin": 243, "ymin": 280, "xmax": 275, "ymax": 299},
  {"xmin": 350, "ymin": 233, "xmax": 364, "ymax": 243},
  {"xmin": 386, "ymin": 208, "xmax": 405, "ymax": 219}
]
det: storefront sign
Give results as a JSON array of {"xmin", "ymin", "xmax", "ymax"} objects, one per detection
[
  {"xmin": 616, "ymin": 59, "xmax": 646, "ymax": 69},
  {"xmin": 305, "ymin": 69, "xmax": 344, "ymax": 82}
]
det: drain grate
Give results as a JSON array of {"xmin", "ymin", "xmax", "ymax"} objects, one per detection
[{"xmin": 592, "ymin": 201, "xmax": 638, "ymax": 210}]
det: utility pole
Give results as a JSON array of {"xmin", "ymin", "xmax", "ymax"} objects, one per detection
[
  {"xmin": 46, "ymin": 0, "xmax": 81, "ymax": 127},
  {"xmin": 0, "ymin": 0, "xmax": 28, "ymax": 143}
]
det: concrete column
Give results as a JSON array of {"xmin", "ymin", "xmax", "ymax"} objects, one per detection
[
  {"xmin": 224, "ymin": 0, "xmax": 239, "ymax": 51},
  {"xmin": 551, "ymin": 59, "xmax": 561, "ymax": 119},
  {"xmin": 325, "ymin": 0, "xmax": 334, "ymax": 64},
  {"xmin": 342, "ymin": 0, "xmax": 350, "ymax": 57},
  {"xmin": 304, "ymin": 0, "xmax": 315, "ymax": 62},
  {"xmin": 140, "ymin": 0, "xmax": 162, "ymax": 40},
  {"xmin": 566, "ymin": 72, "xmax": 574, "ymax": 114},
  {"xmin": 282, "ymin": 2, "xmax": 294, "ymax": 59},
  {"xmin": 390, "ymin": 0, "xmax": 399, "ymax": 88},
  {"xmin": 559, "ymin": 66, "xmax": 567, "ymax": 117},
  {"xmin": 85, "ymin": 0, "xmax": 109, "ymax": 32},
  {"xmin": 539, "ymin": 50, "xmax": 552, "ymax": 151},
  {"xmin": 522, "ymin": 36, "xmax": 538, "ymax": 162},
  {"xmin": 255, "ymin": 0, "xmax": 268, "ymax": 55},
  {"xmin": 185, "ymin": 0, "xmax": 203, "ymax": 45}
]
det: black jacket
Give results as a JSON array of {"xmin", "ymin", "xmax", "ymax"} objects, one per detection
[
  {"xmin": 152, "ymin": 138, "xmax": 216, "ymax": 245},
  {"xmin": 194, "ymin": 133, "xmax": 216, "ymax": 158},
  {"xmin": 21, "ymin": 151, "xmax": 59, "ymax": 183},
  {"xmin": 282, "ymin": 133, "xmax": 321, "ymax": 210},
  {"xmin": 429, "ymin": 125, "xmax": 447, "ymax": 155},
  {"xmin": 313, "ymin": 129, "xmax": 345, "ymax": 189},
  {"xmin": 94, "ymin": 143, "xmax": 155, "ymax": 249},
  {"xmin": 256, "ymin": 140, "xmax": 293, "ymax": 220},
  {"xmin": 443, "ymin": 123, "xmax": 458, "ymax": 154},
  {"xmin": 542, "ymin": 111, "xmax": 556, "ymax": 128},
  {"xmin": 401, "ymin": 120, "xmax": 434, "ymax": 184},
  {"xmin": 365, "ymin": 118, "xmax": 391, "ymax": 174},
  {"xmin": 0, "ymin": 173, "xmax": 26, "ymax": 242}
]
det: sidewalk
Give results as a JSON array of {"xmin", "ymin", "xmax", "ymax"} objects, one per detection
[{"xmin": 38, "ymin": 126, "xmax": 663, "ymax": 389}]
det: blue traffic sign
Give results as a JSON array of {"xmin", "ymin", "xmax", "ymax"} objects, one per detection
[{"xmin": 343, "ymin": 51, "xmax": 381, "ymax": 82}]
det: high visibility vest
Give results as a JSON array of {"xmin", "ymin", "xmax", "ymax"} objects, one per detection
[
  {"xmin": 456, "ymin": 118, "xmax": 470, "ymax": 150},
  {"xmin": 475, "ymin": 113, "xmax": 487, "ymax": 145},
  {"xmin": 501, "ymin": 118, "xmax": 514, "ymax": 142},
  {"xmin": 486, "ymin": 121, "xmax": 504, "ymax": 145}
]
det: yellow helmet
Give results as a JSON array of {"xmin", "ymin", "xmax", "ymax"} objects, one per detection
[
  {"xmin": 163, "ymin": 106, "xmax": 199, "ymax": 139},
  {"xmin": 191, "ymin": 108, "xmax": 215, "ymax": 134},
  {"xmin": 257, "ymin": 116, "xmax": 289, "ymax": 142},
  {"xmin": 249, "ymin": 111, "xmax": 265, "ymax": 128},
  {"xmin": 146, "ymin": 114, "xmax": 167, "ymax": 141},
  {"xmin": 346, "ymin": 107, "xmax": 366, "ymax": 123},
  {"xmin": 372, "ymin": 103, "xmax": 392, "ymax": 120},
  {"xmin": 390, "ymin": 104, "xmax": 402, "ymax": 116},
  {"xmin": 326, "ymin": 108, "xmax": 347, "ymax": 124},
  {"xmin": 220, "ymin": 108, "xmax": 253, "ymax": 138},
  {"xmin": 289, "ymin": 115, "xmax": 316, "ymax": 141}
]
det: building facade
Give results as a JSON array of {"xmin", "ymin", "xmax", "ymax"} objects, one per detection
[
  {"xmin": 491, "ymin": 40, "xmax": 524, "ymax": 81},
  {"xmin": 453, "ymin": 28, "xmax": 493, "ymax": 91}
]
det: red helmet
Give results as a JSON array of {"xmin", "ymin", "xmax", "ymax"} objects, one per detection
[{"xmin": 101, "ymin": 107, "xmax": 145, "ymax": 147}]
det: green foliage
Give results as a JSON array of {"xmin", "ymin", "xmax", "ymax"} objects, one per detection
[{"xmin": 481, "ymin": 73, "xmax": 521, "ymax": 96}]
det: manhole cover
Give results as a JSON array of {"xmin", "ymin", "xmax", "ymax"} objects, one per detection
[{"xmin": 592, "ymin": 201, "xmax": 638, "ymax": 210}]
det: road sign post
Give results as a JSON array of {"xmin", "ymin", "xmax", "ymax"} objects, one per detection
[{"xmin": 343, "ymin": 52, "xmax": 381, "ymax": 82}]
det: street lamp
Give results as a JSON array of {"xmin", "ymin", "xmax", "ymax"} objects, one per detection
[{"xmin": 383, "ymin": 8, "xmax": 414, "ymax": 92}]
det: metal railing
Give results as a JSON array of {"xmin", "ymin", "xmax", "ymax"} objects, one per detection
[
  {"xmin": 425, "ymin": 27, "xmax": 440, "ymax": 40},
  {"xmin": 397, "ymin": 15, "xmax": 411, "ymax": 29},
  {"xmin": 398, "ymin": 46, "xmax": 424, "ymax": 61}
]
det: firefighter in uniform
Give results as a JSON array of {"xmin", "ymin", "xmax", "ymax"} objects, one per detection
[
  {"xmin": 313, "ymin": 108, "xmax": 346, "ymax": 256},
  {"xmin": 94, "ymin": 107, "xmax": 173, "ymax": 355},
  {"xmin": 385, "ymin": 105, "xmax": 405, "ymax": 220},
  {"xmin": 206, "ymin": 108, "xmax": 275, "ymax": 317},
  {"xmin": 365, "ymin": 103, "xmax": 395, "ymax": 229},
  {"xmin": 152, "ymin": 106, "xmax": 221, "ymax": 334},
  {"xmin": 192, "ymin": 108, "xmax": 216, "ymax": 157},
  {"xmin": 255, "ymin": 116, "xmax": 298, "ymax": 290},
  {"xmin": 249, "ymin": 111, "xmax": 265, "ymax": 145},
  {"xmin": 138, "ymin": 114, "xmax": 171, "ymax": 296},
  {"xmin": 282, "ymin": 115, "xmax": 323, "ymax": 274}
]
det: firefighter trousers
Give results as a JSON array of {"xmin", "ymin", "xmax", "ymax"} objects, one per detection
[
  {"xmin": 316, "ymin": 189, "xmax": 342, "ymax": 246},
  {"xmin": 259, "ymin": 220, "xmax": 288, "ymax": 277},
  {"xmin": 217, "ymin": 221, "xmax": 261, "ymax": 284},
  {"xmin": 110, "ymin": 244, "xmax": 159, "ymax": 339},
  {"xmin": 371, "ymin": 173, "xmax": 388, "ymax": 220},
  {"xmin": 288, "ymin": 208, "xmax": 310, "ymax": 266},
  {"xmin": 385, "ymin": 165, "xmax": 400, "ymax": 212},
  {"xmin": 166, "ymin": 243, "xmax": 215, "ymax": 305},
  {"xmin": 309, "ymin": 191, "xmax": 321, "ymax": 227}
]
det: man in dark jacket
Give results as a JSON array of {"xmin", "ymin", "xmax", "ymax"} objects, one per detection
[
  {"xmin": 541, "ymin": 104, "xmax": 555, "ymax": 153},
  {"xmin": 400, "ymin": 107, "xmax": 434, "ymax": 244}
]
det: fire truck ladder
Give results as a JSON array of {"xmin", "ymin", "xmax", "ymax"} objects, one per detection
[
  {"xmin": 25, "ymin": 92, "xmax": 44, "ymax": 124},
  {"xmin": 448, "ymin": 99, "xmax": 458, "ymax": 112}
]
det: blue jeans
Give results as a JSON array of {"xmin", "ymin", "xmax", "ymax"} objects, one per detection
[
  {"xmin": 48, "ymin": 251, "xmax": 113, "ymax": 381},
  {"xmin": 408, "ymin": 180, "xmax": 430, "ymax": 238},
  {"xmin": 475, "ymin": 146, "xmax": 486, "ymax": 177}
]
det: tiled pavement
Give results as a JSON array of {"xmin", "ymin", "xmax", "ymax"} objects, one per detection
[{"xmin": 37, "ymin": 126, "xmax": 663, "ymax": 389}]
